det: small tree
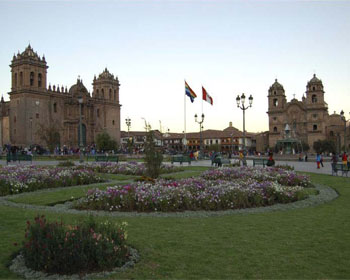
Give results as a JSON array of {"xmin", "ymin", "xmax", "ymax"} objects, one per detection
[
  {"xmin": 301, "ymin": 141, "xmax": 310, "ymax": 152},
  {"xmin": 313, "ymin": 139, "xmax": 336, "ymax": 154},
  {"xmin": 36, "ymin": 122, "xmax": 61, "ymax": 153},
  {"xmin": 96, "ymin": 131, "xmax": 118, "ymax": 152},
  {"xmin": 144, "ymin": 131, "xmax": 163, "ymax": 178}
]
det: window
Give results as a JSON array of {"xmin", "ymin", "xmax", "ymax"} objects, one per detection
[
  {"xmin": 14, "ymin": 73, "xmax": 17, "ymax": 87},
  {"xmin": 109, "ymin": 89, "xmax": 112, "ymax": 100},
  {"xmin": 274, "ymin": 91, "xmax": 276, "ymax": 95},
  {"xmin": 96, "ymin": 89, "xmax": 99, "ymax": 98},
  {"xmin": 312, "ymin": 86, "xmax": 316, "ymax": 91},
  {"xmin": 330, "ymin": 131, "xmax": 334, "ymax": 137},
  {"xmin": 20, "ymin": 72, "xmax": 23, "ymax": 85},
  {"xmin": 312, "ymin": 95, "xmax": 317, "ymax": 103},
  {"xmin": 101, "ymin": 89, "xmax": 104, "ymax": 98},
  {"xmin": 273, "ymin": 127, "xmax": 277, "ymax": 133},
  {"xmin": 97, "ymin": 109, "xmax": 100, "ymax": 117},
  {"xmin": 36, "ymin": 113, "xmax": 39, "ymax": 119},
  {"xmin": 273, "ymin": 117, "xmax": 277, "ymax": 121},
  {"xmin": 273, "ymin": 98, "xmax": 278, "ymax": 107},
  {"xmin": 313, "ymin": 114, "xmax": 317, "ymax": 119},
  {"xmin": 14, "ymin": 129, "xmax": 16, "ymax": 135},
  {"xmin": 112, "ymin": 120, "xmax": 115, "ymax": 125},
  {"xmin": 313, "ymin": 124, "xmax": 317, "ymax": 131},
  {"xmin": 38, "ymin": 73, "xmax": 42, "ymax": 87},
  {"xmin": 30, "ymin": 72, "xmax": 34, "ymax": 86},
  {"xmin": 53, "ymin": 103, "xmax": 57, "ymax": 113}
]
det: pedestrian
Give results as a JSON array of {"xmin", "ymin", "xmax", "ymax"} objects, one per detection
[
  {"xmin": 342, "ymin": 152, "xmax": 348, "ymax": 167},
  {"xmin": 266, "ymin": 152, "xmax": 275, "ymax": 166},
  {"xmin": 320, "ymin": 154, "xmax": 324, "ymax": 167},
  {"xmin": 316, "ymin": 153, "xmax": 321, "ymax": 169}
]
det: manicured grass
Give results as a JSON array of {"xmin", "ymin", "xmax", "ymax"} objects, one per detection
[{"xmin": 0, "ymin": 172, "xmax": 349, "ymax": 279}]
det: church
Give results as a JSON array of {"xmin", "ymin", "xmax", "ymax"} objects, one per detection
[
  {"xmin": 0, "ymin": 45, "xmax": 121, "ymax": 149},
  {"xmin": 267, "ymin": 75, "xmax": 346, "ymax": 153}
]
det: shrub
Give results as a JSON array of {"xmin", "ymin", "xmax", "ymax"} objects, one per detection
[
  {"xmin": 144, "ymin": 131, "xmax": 163, "ymax": 178},
  {"xmin": 57, "ymin": 160, "xmax": 75, "ymax": 167},
  {"xmin": 21, "ymin": 215, "xmax": 130, "ymax": 275}
]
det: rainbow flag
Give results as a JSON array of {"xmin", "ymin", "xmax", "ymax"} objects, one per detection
[{"xmin": 185, "ymin": 81, "xmax": 197, "ymax": 103}]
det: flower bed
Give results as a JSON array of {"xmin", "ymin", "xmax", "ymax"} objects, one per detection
[
  {"xmin": 0, "ymin": 166, "xmax": 104, "ymax": 196},
  {"xmin": 82, "ymin": 162, "xmax": 183, "ymax": 176},
  {"xmin": 201, "ymin": 166, "xmax": 312, "ymax": 188},
  {"xmin": 18, "ymin": 215, "xmax": 131, "ymax": 275},
  {"xmin": 75, "ymin": 167, "xmax": 312, "ymax": 212}
]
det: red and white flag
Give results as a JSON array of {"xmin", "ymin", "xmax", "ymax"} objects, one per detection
[{"xmin": 202, "ymin": 86, "xmax": 213, "ymax": 105}]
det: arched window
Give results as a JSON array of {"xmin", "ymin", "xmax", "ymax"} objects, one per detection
[
  {"xmin": 274, "ymin": 91, "xmax": 276, "ymax": 95},
  {"xmin": 101, "ymin": 89, "xmax": 104, "ymax": 98},
  {"xmin": 273, "ymin": 127, "xmax": 277, "ymax": 133},
  {"xmin": 38, "ymin": 73, "xmax": 42, "ymax": 87},
  {"xmin": 30, "ymin": 72, "xmax": 34, "ymax": 86},
  {"xmin": 312, "ymin": 95, "xmax": 317, "ymax": 103},
  {"xmin": 330, "ymin": 131, "xmax": 334, "ymax": 137},
  {"xmin": 97, "ymin": 109, "xmax": 100, "ymax": 118},
  {"xmin": 112, "ymin": 120, "xmax": 115, "ymax": 125},
  {"xmin": 14, "ymin": 73, "xmax": 17, "ymax": 87},
  {"xmin": 96, "ymin": 89, "xmax": 99, "ymax": 98},
  {"xmin": 20, "ymin": 72, "xmax": 23, "ymax": 86},
  {"xmin": 114, "ymin": 90, "xmax": 116, "ymax": 100},
  {"xmin": 273, "ymin": 98, "xmax": 278, "ymax": 107},
  {"xmin": 312, "ymin": 86, "xmax": 316, "ymax": 91},
  {"xmin": 313, "ymin": 124, "xmax": 317, "ymax": 131},
  {"xmin": 109, "ymin": 89, "xmax": 112, "ymax": 100},
  {"xmin": 53, "ymin": 103, "xmax": 57, "ymax": 113}
]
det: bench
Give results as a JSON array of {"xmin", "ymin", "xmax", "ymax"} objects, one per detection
[
  {"xmin": 95, "ymin": 155, "xmax": 119, "ymax": 163},
  {"xmin": 253, "ymin": 158, "xmax": 268, "ymax": 167},
  {"xmin": 7, "ymin": 154, "xmax": 33, "ymax": 164},
  {"xmin": 332, "ymin": 163, "xmax": 349, "ymax": 177},
  {"xmin": 171, "ymin": 155, "xmax": 192, "ymax": 165},
  {"xmin": 211, "ymin": 157, "xmax": 231, "ymax": 167}
]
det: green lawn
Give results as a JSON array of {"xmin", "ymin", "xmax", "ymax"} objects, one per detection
[{"xmin": 0, "ymin": 171, "xmax": 349, "ymax": 279}]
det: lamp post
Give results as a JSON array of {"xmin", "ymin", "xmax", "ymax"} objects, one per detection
[
  {"xmin": 236, "ymin": 93, "xmax": 253, "ymax": 166},
  {"xmin": 125, "ymin": 117, "xmax": 131, "ymax": 152},
  {"xmin": 78, "ymin": 96, "xmax": 84, "ymax": 163},
  {"xmin": 29, "ymin": 117, "xmax": 33, "ymax": 147},
  {"xmin": 340, "ymin": 110, "xmax": 349, "ymax": 153},
  {"xmin": 194, "ymin": 113, "xmax": 205, "ymax": 155}
]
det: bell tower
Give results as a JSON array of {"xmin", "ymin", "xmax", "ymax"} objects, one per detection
[
  {"xmin": 305, "ymin": 74, "xmax": 326, "ymax": 106},
  {"xmin": 10, "ymin": 44, "xmax": 48, "ymax": 93}
]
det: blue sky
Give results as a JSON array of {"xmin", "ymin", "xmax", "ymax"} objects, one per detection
[{"xmin": 0, "ymin": 0, "xmax": 349, "ymax": 133}]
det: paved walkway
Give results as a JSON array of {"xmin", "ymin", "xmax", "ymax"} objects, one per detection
[{"xmin": 0, "ymin": 159, "xmax": 335, "ymax": 175}]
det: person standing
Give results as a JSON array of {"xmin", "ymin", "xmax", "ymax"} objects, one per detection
[
  {"xmin": 316, "ymin": 153, "xmax": 321, "ymax": 169},
  {"xmin": 342, "ymin": 152, "xmax": 348, "ymax": 167},
  {"xmin": 266, "ymin": 152, "xmax": 275, "ymax": 166},
  {"xmin": 320, "ymin": 154, "xmax": 324, "ymax": 167}
]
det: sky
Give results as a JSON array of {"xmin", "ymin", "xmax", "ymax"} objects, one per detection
[{"xmin": 0, "ymin": 0, "xmax": 349, "ymax": 134}]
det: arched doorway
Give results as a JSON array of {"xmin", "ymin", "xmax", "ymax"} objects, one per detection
[{"xmin": 78, "ymin": 124, "xmax": 86, "ymax": 146}]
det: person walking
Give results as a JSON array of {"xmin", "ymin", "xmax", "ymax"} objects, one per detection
[
  {"xmin": 316, "ymin": 153, "xmax": 321, "ymax": 169},
  {"xmin": 320, "ymin": 154, "xmax": 324, "ymax": 167}
]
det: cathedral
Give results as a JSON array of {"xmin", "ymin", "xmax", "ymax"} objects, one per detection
[
  {"xmin": 0, "ymin": 45, "xmax": 121, "ymax": 149},
  {"xmin": 267, "ymin": 75, "xmax": 346, "ymax": 153}
]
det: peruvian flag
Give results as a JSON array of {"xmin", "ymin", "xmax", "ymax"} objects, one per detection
[{"xmin": 202, "ymin": 86, "xmax": 213, "ymax": 105}]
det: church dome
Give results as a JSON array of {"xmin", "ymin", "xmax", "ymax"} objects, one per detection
[
  {"xmin": 308, "ymin": 74, "xmax": 322, "ymax": 84},
  {"xmin": 69, "ymin": 78, "xmax": 89, "ymax": 96},
  {"xmin": 269, "ymin": 79, "xmax": 284, "ymax": 93}
]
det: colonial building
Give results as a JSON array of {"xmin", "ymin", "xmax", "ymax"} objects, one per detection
[
  {"xmin": 0, "ymin": 45, "xmax": 121, "ymax": 148},
  {"xmin": 267, "ymin": 75, "xmax": 346, "ymax": 152}
]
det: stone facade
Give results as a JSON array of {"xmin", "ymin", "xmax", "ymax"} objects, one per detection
[
  {"xmin": 0, "ymin": 45, "xmax": 121, "ymax": 148},
  {"xmin": 267, "ymin": 75, "xmax": 346, "ymax": 152}
]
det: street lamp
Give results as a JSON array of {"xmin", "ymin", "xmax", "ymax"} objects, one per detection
[
  {"xmin": 78, "ymin": 96, "xmax": 84, "ymax": 163},
  {"xmin": 236, "ymin": 93, "xmax": 253, "ymax": 166},
  {"xmin": 125, "ymin": 117, "xmax": 131, "ymax": 153},
  {"xmin": 194, "ymin": 113, "xmax": 205, "ymax": 155},
  {"xmin": 340, "ymin": 110, "xmax": 349, "ymax": 153}
]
